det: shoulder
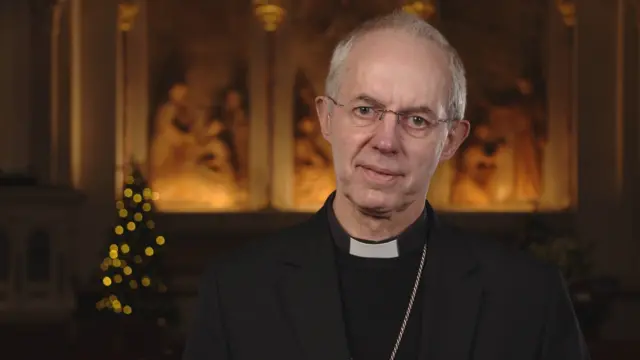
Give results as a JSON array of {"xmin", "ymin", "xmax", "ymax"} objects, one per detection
[
  {"xmin": 440, "ymin": 225, "xmax": 562, "ymax": 294},
  {"xmin": 200, "ymin": 214, "xmax": 318, "ymax": 281}
]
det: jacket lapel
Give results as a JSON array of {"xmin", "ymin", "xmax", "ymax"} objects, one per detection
[
  {"xmin": 277, "ymin": 207, "xmax": 351, "ymax": 360},
  {"xmin": 420, "ymin": 211, "xmax": 484, "ymax": 360},
  {"xmin": 276, "ymin": 200, "xmax": 484, "ymax": 360}
]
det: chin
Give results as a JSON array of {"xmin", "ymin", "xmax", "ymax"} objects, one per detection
[{"xmin": 348, "ymin": 186, "xmax": 403, "ymax": 213}]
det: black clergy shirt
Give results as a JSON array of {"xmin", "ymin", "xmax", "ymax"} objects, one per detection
[{"xmin": 327, "ymin": 198, "xmax": 429, "ymax": 360}]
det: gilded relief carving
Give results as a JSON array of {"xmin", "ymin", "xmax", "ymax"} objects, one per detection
[{"xmin": 147, "ymin": 0, "xmax": 251, "ymax": 211}]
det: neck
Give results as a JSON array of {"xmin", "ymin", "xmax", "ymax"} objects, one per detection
[{"xmin": 332, "ymin": 191, "xmax": 424, "ymax": 242}]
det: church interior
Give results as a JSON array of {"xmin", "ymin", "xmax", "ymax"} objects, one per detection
[{"xmin": 0, "ymin": 0, "xmax": 639, "ymax": 358}]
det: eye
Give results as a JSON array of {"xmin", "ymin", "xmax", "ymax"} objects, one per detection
[
  {"xmin": 352, "ymin": 106, "xmax": 377, "ymax": 119},
  {"xmin": 406, "ymin": 115, "xmax": 429, "ymax": 128}
]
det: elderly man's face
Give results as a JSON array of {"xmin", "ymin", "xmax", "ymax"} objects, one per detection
[{"xmin": 317, "ymin": 30, "xmax": 469, "ymax": 213}]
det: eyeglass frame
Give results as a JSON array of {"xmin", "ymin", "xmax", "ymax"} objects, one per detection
[{"xmin": 323, "ymin": 95, "xmax": 452, "ymax": 138}]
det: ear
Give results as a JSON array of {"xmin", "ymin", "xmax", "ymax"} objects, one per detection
[
  {"xmin": 315, "ymin": 96, "xmax": 332, "ymax": 140},
  {"xmin": 439, "ymin": 119, "xmax": 470, "ymax": 162}
]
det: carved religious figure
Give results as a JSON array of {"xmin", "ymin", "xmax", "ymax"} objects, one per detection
[
  {"xmin": 147, "ymin": 0, "xmax": 252, "ymax": 211},
  {"xmin": 149, "ymin": 83, "xmax": 244, "ymax": 210},
  {"xmin": 450, "ymin": 92, "xmax": 544, "ymax": 207},
  {"xmin": 292, "ymin": 72, "xmax": 336, "ymax": 207}
]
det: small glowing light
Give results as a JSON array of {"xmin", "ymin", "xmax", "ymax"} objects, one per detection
[
  {"xmin": 121, "ymin": 243, "xmax": 130, "ymax": 253},
  {"xmin": 124, "ymin": 188, "xmax": 133, "ymax": 198},
  {"xmin": 133, "ymin": 194, "xmax": 142, "ymax": 203},
  {"xmin": 142, "ymin": 203, "xmax": 152, "ymax": 212},
  {"xmin": 133, "ymin": 213, "xmax": 143, "ymax": 222},
  {"xmin": 123, "ymin": 266, "xmax": 132, "ymax": 275},
  {"xmin": 115, "ymin": 226, "xmax": 124, "ymax": 235},
  {"xmin": 129, "ymin": 279, "xmax": 138, "ymax": 289},
  {"xmin": 127, "ymin": 221, "xmax": 136, "ymax": 231},
  {"xmin": 123, "ymin": 305, "xmax": 132, "ymax": 315},
  {"xmin": 141, "ymin": 276, "xmax": 151, "ymax": 287},
  {"xmin": 126, "ymin": 176, "xmax": 135, "ymax": 184},
  {"xmin": 102, "ymin": 277, "xmax": 112, "ymax": 286},
  {"xmin": 109, "ymin": 244, "xmax": 118, "ymax": 251},
  {"xmin": 116, "ymin": 201, "xmax": 124, "ymax": 209},
  {"xmin": 143, "ymin": 188, "xmax": 152, "ymax": 199},
  {"xmin": 134, "ymin": 255, "xmax": 142, "ymax": 263},
  {"xmin": 144, "ymin": 247, "xmax": 154, "ymax": 256},
  {"xmin": 99, "ymin": 263, "xmax": 109, "ymax": 271},
  {"xmin": 119, "ymin": 209, "xmax": 128, "ymax": 218},
  {"xmin": 112, "ymin": 259, "xmax": 122, "ymax": 267},
  {"xmin": 146, "ymin": 220, "xmax": 155, "ymax": 229},
  {"xmin": 109, "ymin": 250, "xmax": 118, "ymax": 259},
  {"xmin": 114, "ymin": 274, "xmax": 123, "ymax": 283},
  {"xmin": 109, "ymin": 295, "xmax": 117, "ymax": 302},
  {"xmin": 155, "ymin": 236, "xmax": 165, "ymax": 246}
]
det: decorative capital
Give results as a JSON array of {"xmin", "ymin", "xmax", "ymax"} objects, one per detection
[
  {"xmin": 556, "ymin": 0, "xmax": 575, "ymax": 27},
  {"xmin": 402, "ymin": 1, "xmax": 436, "ymax": 21},
  {"xmin": 254, "ymin": 1, "xmax": 286, "ymax": 32},
  {"xmin": 118, "ymin": 1, "xmax": 139, "ymax": 32}
]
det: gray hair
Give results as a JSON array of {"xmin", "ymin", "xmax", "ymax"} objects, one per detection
[{"xmin": 325, "ymin": 10, "xmax": 467, "ymax": 121}]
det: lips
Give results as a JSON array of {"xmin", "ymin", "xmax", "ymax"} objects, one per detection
[
  {"xmin": 361, "ymin": 165, "xmax": 401, "ymax": 176},
  {"xmin": 359, "ymin": 164, "xmax": 402, "ymax": 184}
]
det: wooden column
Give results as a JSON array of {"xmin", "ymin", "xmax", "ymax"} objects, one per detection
[
  {"xmin": 573, "ymin": 0, "xmax": 640, "ymax": 339},
  {"xmin": 51, "ymin": 0, "xmax": 73, "ymax": 186},
  {"xmin": 248, "ymin": 12, "xmax": 270, "ymax": 210},
  {"xmin": 0, "ymin": 1, "xmax": 32, "ymax": 175},
  {"xmin": 69, "ymin": 0, "xmax": 118, "ymax": 281},
  {"xmin": 540, "ymin": 0, "xmax": 574, "ymax": 209},
  {"xmin": 271, "ymin": 0, "xmax": 295, "ymax": 210}
]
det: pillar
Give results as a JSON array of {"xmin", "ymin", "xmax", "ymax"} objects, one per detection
[
  {"xmin": 116, "ymin": 0, "xmax": 150, "ymax": 180},
  {"xmin": 69, "ymin": 0, "xmax": 117, "ymax": 281},
  {"xmin": 271, "ymin": 0, "xmax": 295, "ymax": 210},
  {"xmin": 0, "ymin": 1, "xmax": 32, "ymax": 175},
  {"xmin": 575, "ymin": 0, "xmax": 634, "ymax": 282},
  {"xmin": 51, "ymin": 0, "xmax": 73, "ymax": 186},
  {"xmin": 248, "ymin": 12, "xmax": 270, "ymax": 210},
  {"xmin": 541, "ymin": 0, "xmax": 573, "ymax": 210},
  {"xmin": 621, "ymin": 0, "xmax": 640, "ymax": 282}
]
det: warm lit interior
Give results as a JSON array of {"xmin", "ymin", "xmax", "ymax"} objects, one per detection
[{"xmin": 116, "ymin": 0, "xmax": 573, "ymax": 213}]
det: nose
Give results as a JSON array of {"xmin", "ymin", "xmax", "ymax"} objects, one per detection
[{"xmin": 370, "ymin": 111, "xmax": 400, "ymax": 155}]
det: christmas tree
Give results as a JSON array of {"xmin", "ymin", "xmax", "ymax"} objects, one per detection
[{"xmin": 96, "ymin": 163, "xmax": 178, "ymax": 327}]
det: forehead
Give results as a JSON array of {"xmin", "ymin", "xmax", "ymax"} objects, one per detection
[{"xmin": 342, "ymin": 30, "xmax": 450, "ymax": 112}]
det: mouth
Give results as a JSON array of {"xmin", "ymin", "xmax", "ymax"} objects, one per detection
[{"xmin": 359, "ymin": 165, "xmax": 402, "ymax": 184}]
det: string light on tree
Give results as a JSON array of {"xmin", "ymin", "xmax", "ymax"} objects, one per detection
[{"xmin": 96, "ymin": 161, "xmax": 178, "ymax": 326}]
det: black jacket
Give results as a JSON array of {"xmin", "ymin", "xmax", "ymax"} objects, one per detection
[{"xmin": 183, "ymin": 202, "xmax": 590, "ymax": 360}]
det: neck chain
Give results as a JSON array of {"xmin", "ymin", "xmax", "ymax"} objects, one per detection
[{"xmin": 350, "ymin": 243, "xmax": 428, "ymax": 360}]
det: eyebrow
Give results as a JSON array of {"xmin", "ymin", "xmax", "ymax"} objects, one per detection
[{"xmin": 352, "ymin": 93, "xmax": 437, "ymax": 116}]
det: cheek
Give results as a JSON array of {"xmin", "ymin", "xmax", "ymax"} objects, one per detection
[{"xmin": 330, "ymin": 124, "xmax": 369, "ymax": 167}]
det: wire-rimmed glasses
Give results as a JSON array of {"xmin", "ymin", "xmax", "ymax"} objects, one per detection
[{"xmin": 325, "ymin": 95, "xmax": 449, "ymax": 138}]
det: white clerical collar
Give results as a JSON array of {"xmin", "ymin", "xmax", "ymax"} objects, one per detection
[
  {"xmin": 348, "ymin": 237, "xmax": 400, "ymax": 258},
  {"xmin": 326, "ymin": 192, "xmax": 428, "ymax": 259}
]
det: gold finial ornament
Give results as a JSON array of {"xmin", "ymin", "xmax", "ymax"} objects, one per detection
[
  {"xmin": 556, "ymin": 0, "xmax": 575, "ymax": 27},
  {"xmin": 118, "ymin": 1, "xmax": 139, "ymax": 32},
  {"xmin": 254, "ymin": 1, "xmax": 286, "ymax": 32},
  {"xmin": 402, "ymin": 1, "xmax": 436, "ymax": 20}
]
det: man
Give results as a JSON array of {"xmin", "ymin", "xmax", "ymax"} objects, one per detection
[{"xmin": 183, "ymin": 11, "xmax": 589, "ymax": 360}]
